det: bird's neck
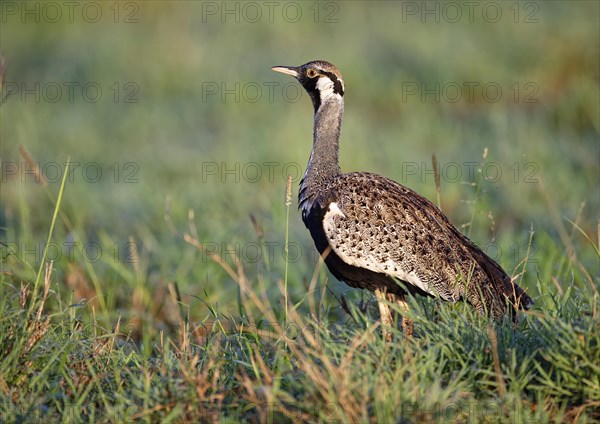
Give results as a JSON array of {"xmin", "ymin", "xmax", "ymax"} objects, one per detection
[
  {"xmin": 304, "ymin": 96, "xmax": 344, "ymax": 185},
  {"xmin": 298, "ymin": 95, "xmax": 344, "ymax": 215}
]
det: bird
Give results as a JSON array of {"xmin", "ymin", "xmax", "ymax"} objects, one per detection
[{"xmin": 271, "ymin": 60, "xmax": 533, "ymax": 340}]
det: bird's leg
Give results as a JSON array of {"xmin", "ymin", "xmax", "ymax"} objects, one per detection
[
  {"xmin": 395, "ymin": 296, "xmax": 414, "ymax": 337},
  {"xmin": 374, "ymin": 288, "xmax": 394, "ymax": 342}
]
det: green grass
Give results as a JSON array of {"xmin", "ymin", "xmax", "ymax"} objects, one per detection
[{"xmin": 1, "ymin": 2, "xmax": 599, "ymax": 422}]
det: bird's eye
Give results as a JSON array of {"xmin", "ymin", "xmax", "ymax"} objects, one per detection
[{"xmin": 306, "ymin": 69, "xmax": 318, "ymax": 78}]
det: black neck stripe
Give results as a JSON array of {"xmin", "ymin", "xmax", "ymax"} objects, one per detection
[{"xmin": 303, "ymin": 77, "xmax": 321, "ymax": 112}]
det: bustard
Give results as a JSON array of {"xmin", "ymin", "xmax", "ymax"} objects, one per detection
[{"xmin": 272, "ymin": 60, "xmax": 532, "ymax": 339}]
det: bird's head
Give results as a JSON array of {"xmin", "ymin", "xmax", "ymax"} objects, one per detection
[{"xmin": 271, "ymin": 60, "xmax": 344, "ymax": 112}]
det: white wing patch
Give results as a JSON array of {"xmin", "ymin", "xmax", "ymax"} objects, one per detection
[
  {"xmin": 322, "ymin": 202, "xmax": 433, "ymax": 295},
  {"xmin": 323, "ymin": 202, "xmax": 346, "ymax": 220}
]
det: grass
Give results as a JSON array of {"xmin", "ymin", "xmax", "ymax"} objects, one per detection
[
  {"xmin": 1, "ymin": 2, "xmax": 599, "ymax": 423},
  {"xmin": 1, "ymin": 157, "xmax": 598, "ymax": 422}
]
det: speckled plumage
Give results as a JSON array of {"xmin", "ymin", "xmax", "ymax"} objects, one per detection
[
  {"xmin": 304, "ymin": 171, "xmax": 532, "ymax": 319},
  {"xmin": 273, "ymin": 60, "xmax": 532, "ymax": 330}
]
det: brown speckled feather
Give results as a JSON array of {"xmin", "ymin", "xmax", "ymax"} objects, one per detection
[{"xmin": 321, "ymin": 172, "xmax": 532, "ymax": 319}]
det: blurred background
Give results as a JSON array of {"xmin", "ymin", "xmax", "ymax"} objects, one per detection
[{"xmin": 1, "ymin": 2, "xmax": 598, "ymax": 329}]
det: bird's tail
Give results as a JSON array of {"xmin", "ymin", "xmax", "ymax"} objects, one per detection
[{"xmin": 472, "ymin": 247, "xmax": 533, "ymax": 320}]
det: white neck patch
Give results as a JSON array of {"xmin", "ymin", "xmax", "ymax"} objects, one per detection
[{"xmin": 317, "ymin": 76, "xmax": 342, "ymax": 103}]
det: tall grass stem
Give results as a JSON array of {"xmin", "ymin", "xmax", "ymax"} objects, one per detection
[
  {"xmin": 284, "ymin": 174, "xmax": 292, "ymax": 323},
  {"xmin": 30, "ymin": 157, "xmax": 70, "ymax": 318}
]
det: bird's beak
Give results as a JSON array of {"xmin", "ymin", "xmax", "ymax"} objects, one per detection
[{"xmin": 271, "ymin": 66, "xmax": 299, "ymax": 77}]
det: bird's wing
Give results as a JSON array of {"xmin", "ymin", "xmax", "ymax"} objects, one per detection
[{"xmin": 321, "ymin": 172, "xmax": 528, "ymax": 314}]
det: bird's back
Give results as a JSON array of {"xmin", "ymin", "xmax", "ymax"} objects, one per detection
[{"xmin": 305, "ymin": 172, "xmax": 532, "ymax": 319}]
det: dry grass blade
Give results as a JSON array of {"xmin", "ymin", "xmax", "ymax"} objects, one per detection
[
  {"xmin": 285, "ymin": 174, "xmax": 292, "ymax": 206},
  {"xmin": 167, "ymin": 282, "xmax": 190, "ymax": 354},
  {"xmin": 36, "ymin": 261, "xmax": 53, "ymax": 321},
  {"xmin": 487, "ymin": 325, "xmax": 506, "ymax": 398},
  {"xmin": 511, "ymin": 223, "xmax": 536, "ymax": 308},
  {"xmin": 284, "ymin": 173, "xmax": 293, "ymax": 322},
  {"xmin": 249, "ymin": 213, "xmax": 264, "ymax": 239},
  {"xmin": 18, "ymin": 144, "xmax": 46, "ymax": 187},
  {"xmin": 307, "ymin": 246, "xmax": 331, "ymax": 319},
  {"xmin": 432, "ymin": 153, "xmax": 442, "ymax": 210},
  {"xmin": 565, "ymin": 216, "xmax": 600, "ymax": 259},
  {"xmin": 0, "ymin": 51, "xmax": 5, "ymax": 94}
]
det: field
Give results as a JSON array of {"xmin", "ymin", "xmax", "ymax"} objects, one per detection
[{"xmin": 1, "ymin": 2, "xmax": 599, "ymax": 422}]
